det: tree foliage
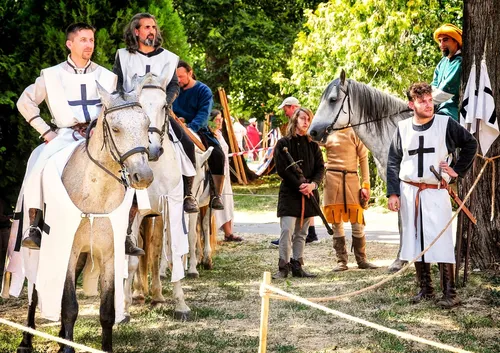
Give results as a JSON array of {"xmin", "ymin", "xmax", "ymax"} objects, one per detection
[
  {"xmin": 274, "ymin": 0, "xmax": 463, "ymax": 111},
  {"xmin": 0, "ymin": 0, "xmax": 188, "ymax": 207},
  {"xmin": 172, "ymin": 0, "xmax": 324, "ymax": 118}
]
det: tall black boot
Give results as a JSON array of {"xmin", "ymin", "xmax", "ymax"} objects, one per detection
[
  {"xmin": 21, "ymin": 208, "xmax": 44, "ymax": 250},
  {"xmin": 437, "ymin": 263, "xmax": 461, "ymax": 308},
  {"xmin": 411, "ymin": 262, "xmax": 435, "ymax": 303},
  {"xmin": 210, "ymin": 174, "xmax": 224, "ymax": 210},
  {"xmin": 290, "ymin": 258, "xmax": 317, "ymax": 278},
  {"xmin": 183, "ymin": 175, "xmax": 199, "ymax": 213}
]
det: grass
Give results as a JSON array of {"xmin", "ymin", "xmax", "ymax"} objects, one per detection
[{"xmin": 1, "ymin": 180, "xmax": 499, "ymax": 352}]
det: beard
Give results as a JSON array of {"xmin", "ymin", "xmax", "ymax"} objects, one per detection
[
  {"xmin": 442, "ymin": 48, "xmax": 450, "ymax": 57},
  {"xmin": 139, "ymin": 35, "xmax": 155, "ymax": 47}
]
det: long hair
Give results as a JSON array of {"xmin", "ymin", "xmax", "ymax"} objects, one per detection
[
  {"xmin": 178, "ymin": 60, "xmax": 197, "ymax": 80},
  {"xmin": 286, "ymin": 107, "xmax": 314, "ymax": 141},
  {"xmin": 124, "ymin": 13, "xmax": 163, "ymax": 53}
]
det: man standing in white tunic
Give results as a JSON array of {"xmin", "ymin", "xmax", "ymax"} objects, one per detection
[
  {"xmin": 16, "ymin": 23, "xmax": 117, "ymax": 250},
  {"xmin": 387, "ymin": 82, "xmax": 477, "ymax": 308}
]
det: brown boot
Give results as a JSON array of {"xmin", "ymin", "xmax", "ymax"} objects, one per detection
[
  {"xmin": 437, "ymin": 263, "xmax": 461, "ymax": 308},
  {"xmin": 272, "ymin": 259, "xmax": 290, "ymax": 279},
  {"xmin": 22, "ymin": 208, "xmax": 44, "ymax": 250},
  {"xmin": 210, "ymin": 174, "xmax": 225, "ymax": 210},
  {"xmin": 183, "ymin": 175, "xmax": 199, "ymax": 213},
  {"xmin": 411, "ymin": 262, "xmax": 435, "ymax": 303},
  {"xmin": 352, "ymin": 236, "xmax": 378, "ymax": 269},
  {"xmin": 332, "ymin": 237, "xmax": 348, "ymax": 271},
  {"xmin": 125, "ymin": 234, "xmax": 145, "ymax": 256},
  {"xmin": 290, "ymin": 258, "xmax": 317, "ymax": 278}
]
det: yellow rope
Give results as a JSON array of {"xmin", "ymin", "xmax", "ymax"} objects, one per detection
[{"xmin": 0, "ymin": 317, "xmax": 105, "ymax": 353}]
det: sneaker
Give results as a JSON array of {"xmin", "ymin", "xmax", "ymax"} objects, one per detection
[
  {"xmin": 305, "ymin": 234, "xmax": 319, "ymax": 244},
  {"xmin": 270, "ymin": 239, "xmax": 279, "ymax": 247}
]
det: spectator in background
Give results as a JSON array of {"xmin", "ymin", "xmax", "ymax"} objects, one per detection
[
  {"xmin": 232, "ymin": 116, "xmax": 247, "ymax": 151},
  {"xmin": 210, "ymin": 110, "xmax": 243, "ymax": 242},
  {"xmin": 246, "ymin": 117, "xmax": 262, "ymax": 160}
]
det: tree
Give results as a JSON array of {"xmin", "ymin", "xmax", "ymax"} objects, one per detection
[
  {"xmin": 459, "ymin": 0, "xmax": 500, "ymax": 271},
  {"xmin": 0, "ymin": 0, "xmax": 188, "ymax": 207},
  {"xmin": 172, "ymin": 0, "xmax": 324, "ymax": 118},
  {"xmin": 274, "ymin": 0, "xmax": 463, "ymax": 112}
]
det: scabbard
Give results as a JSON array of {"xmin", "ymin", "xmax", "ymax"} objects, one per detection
[
  {"xmin": 448, "ymin": 187, "xmax": 477, "ymax": 224},
  {"xmin": 170, "ymin": 111, "xmax": 206, "ymax": 151}
]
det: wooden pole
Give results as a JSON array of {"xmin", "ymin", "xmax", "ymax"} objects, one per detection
[
  {"xmin": 217, "ymin": 88, "xmax": 247, "ymax": 184},
  {"xmin": 262, "ymin": 114, "xmax": 269, "ymax": 161},
  {"xmin": 258, "ymin": 271, "xmax": 272, "ymax": 353},
  {"xmin": 169, "ymin": 110, "xmax": 206, "ymax": 151}
]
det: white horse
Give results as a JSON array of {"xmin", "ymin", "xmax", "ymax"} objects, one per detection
[
  {"xmin": 309, "ymin": 70, "xmax": 412, "ymax": 270},
  {"xmin": 15, "ymin": 82, "xmax": 153, "ymax": 353},
  {"xmin": 123, "ymin": 71, "xmax": 191, "ymax": 320}
]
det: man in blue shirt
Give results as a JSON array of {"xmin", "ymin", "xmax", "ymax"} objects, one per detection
[
  {"xmin": 432, "ymin": 23, "xmax": 462, "ymax": 121},
  {"xmin": 173, "ymin": 61, "xmax": 226, "ymax": 210}
]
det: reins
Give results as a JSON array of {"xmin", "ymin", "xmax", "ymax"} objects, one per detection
[
  {"xmin": 325, "ymin": 84, "xmax": 412, "ymax": 133},
  {"xmin": 85, "ymin": 102, "xmax": 148, "ymax": 187},
  {"xmin": 142, "ymin": 84, "xmax": 170, "ymax": 152}
]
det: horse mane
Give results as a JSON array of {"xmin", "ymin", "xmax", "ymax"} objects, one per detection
[{"xmin": 348, "ymin": 79, "xmax": 412, "ymax": 135}]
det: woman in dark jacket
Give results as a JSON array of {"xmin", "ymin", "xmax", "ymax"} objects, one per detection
[{"xmin": 273, "ymin": 107, "xmax": 324, "ymax": 279}]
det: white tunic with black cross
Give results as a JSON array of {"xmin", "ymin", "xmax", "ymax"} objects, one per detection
[
  {"xmin": 386, "ymin": 115, "xmax": 477, "ymax": 264},
  {"xmin": 115, "ymin": 48, "xmax": 178, "ymax": 92}
]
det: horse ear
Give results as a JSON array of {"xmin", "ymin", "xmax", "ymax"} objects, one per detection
[
  {"xmin": 340, "ymin": 69, "xmax": 346, "ymax": 85},
  {"xmin": 96, "ymin": 81, "xmax": 112, "ymax": 108},
  {"xmin": 130, "ymin": 74, "xmax": 140, "ymax": 92}
]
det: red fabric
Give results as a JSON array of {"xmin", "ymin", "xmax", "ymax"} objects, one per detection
[{"xmin": 246, "ymin": 124, "xmax": 260, "ymax": 149}]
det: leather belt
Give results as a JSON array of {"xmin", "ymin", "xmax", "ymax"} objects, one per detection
[{"xmin": 327, "ymin": 169, "xmax": 357, "ymax": 212}]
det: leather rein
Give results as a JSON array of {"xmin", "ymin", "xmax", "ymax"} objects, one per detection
[{"xmin": 142, "ymin": 84, "xmax": 169, "ymax": 152}]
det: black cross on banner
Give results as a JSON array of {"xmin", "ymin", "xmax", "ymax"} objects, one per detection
[
  {"xmin": 484, "ymin": 86, "xmax": 497, "ymax": 125},
  {"xmin": 145, "ymin": 65, "xmax": 151, "ymax": 74},
  {"xmin": 68, "ymin": 84, "xmax": 101, "ymax": 122},
  {"xmin": 408, "ymin": 135, "xmax": 435, "ymax": 177}
]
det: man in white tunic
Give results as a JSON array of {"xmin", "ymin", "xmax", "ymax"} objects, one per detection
[
  {"xmin": 387, "ymin": 82, "xmax": 477, "ymax": 308},
  {"xmin": 16, "ymin": 23, "xmax": 117, "ymax": 250}
]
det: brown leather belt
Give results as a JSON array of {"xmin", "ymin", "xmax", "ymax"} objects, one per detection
[
  {"xmin": 404, "ymin": 181, "xmax": 440, "ymax": 236},
  {"xmin": 327, "ymin": 169, "xmax": 357, "ymax": 212}
]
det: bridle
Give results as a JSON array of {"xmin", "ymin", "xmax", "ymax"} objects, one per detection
[
  {"xmin": 86, "ymin": 102, "xmax": 149, "ymax": 188},
  {"xmin": 324, "ymin": 82, "xmax": 411, "ymax": 136},
  {"xmin": 142, "ymin": 84, "xmax": 169, "ymax": 152}
]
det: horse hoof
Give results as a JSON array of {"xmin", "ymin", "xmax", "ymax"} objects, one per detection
[
  {"xmin": 388, "ymin": 259, "xmax": 408, "ymax": 273},
  {"xmin": 160, "ymin": 274, "xmax": 168, "ymax": 280},
  {"xmin": 202, "ymin": 261, "xmax": 213, "ymax": 270},
  {"xmin": 118, "ymin": 315, "xmax": 131, "ymax": 324},
  {"xmin": 132, "ymin": 297, "xmax": 145, "ymax": 305},
  {"xmin": 187, "ymin": 272, "xmax": 199, "ymax": 279},
  {"xmin": 151, "ymin": 299, "xmax": 166, "ymax": 306},
  {"xmin": 174, "ymin": 310, "xmax": 191, "ymax": 321}
]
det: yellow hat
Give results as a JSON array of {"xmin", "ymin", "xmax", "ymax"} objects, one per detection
[{"xmin": 434, "ymin": 23, "xmax": 462, "ymax": 47}]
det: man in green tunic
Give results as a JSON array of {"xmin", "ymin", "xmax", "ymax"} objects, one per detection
[{"xmin": 431, "ymin": 23, "xmax": 462, "ymax": 121}]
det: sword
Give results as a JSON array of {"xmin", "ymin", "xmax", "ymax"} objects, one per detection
[
  {"xmin": 429, "ymin": 165, "xmax": 477, "ymax": 224},
  {"xmin": 282, "ymin": 147, "xmax": 334, "ymax": 235}
]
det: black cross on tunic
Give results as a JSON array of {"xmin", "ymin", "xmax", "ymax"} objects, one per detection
[
  {"xmin": 408, "ymin": 135, "xmax": 435, "ymax": 177},
  {"xmin": 68, "ymin": 84, "xmax": 101, "ymax": 122},
  {"xmin": 145, "ymin": 65, "xmax": 151, "ymax": 74}
]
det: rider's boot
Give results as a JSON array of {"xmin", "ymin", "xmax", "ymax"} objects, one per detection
[
  {"xmin": 183, "ymin": 175, "xmax": 199, "ymax": 213},
  {"xmin": 22, "ymin": 208, "xmax": 44, "ymax": 250},
  {"xmin": 210, "ymin": 174, "xmax": 225, "ymax": 210}
]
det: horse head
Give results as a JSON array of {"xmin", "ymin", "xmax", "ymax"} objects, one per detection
[
  {"xmin": 309, "ymin": 70, "xmax": 350, "ymax": 141},
  {"xmin": 96, "ymin": 82, "xmax": 153, "ymax": 189},
  {"xmin": 134, "ymin": 66, "xmax": 173, "ymax": 161}
]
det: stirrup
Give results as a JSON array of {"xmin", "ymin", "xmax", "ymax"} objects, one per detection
[
  {"xmin": 183, "ymin": 195, "xmax": 199, "ymax": 213},
  {"xmin": 22, "ymin": 226, "xmax": 42, "ymax": 250}
]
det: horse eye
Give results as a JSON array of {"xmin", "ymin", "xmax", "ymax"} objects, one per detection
[
  {"xmin": 329, "ymin": 97, "xmax": 337, "ymax": 103},
  {"xmin": 112, "ymin": 127, "xmax": 120, "ymax": 133}
]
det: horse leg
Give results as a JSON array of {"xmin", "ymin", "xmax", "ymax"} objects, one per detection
[
  {"xmin": 58, "ymin": 261, "xmax": 79, "ymax": 353},
  {"xmin": 151, "ymin": 216, "xmax": 166, "ymax": 305},
  {"xmin": 17, "ymin": 287, "xmax": 38, "ymax": 352},
  {"xmin": 99, "ymin": 254, "xmax": 115, "ymax": 353},
  {"xmin": 81, "ymin": 253, "xmax": 101, "ymax": 296},
  {"xmin": 122, "ymin": 255, "xmax": 139, "ymax": 323},
  {"xmin": 172, "ymin": 280, "xmax": 190, "ymax": 321},
  {"xmin": 187, "ymin": 212, "xmax": 200, "ymax": 278},
  {"xmin": 202, "ymin": 208, "xmax": 213, "ymax": 270},
  {"xmin": 133, "ymin": 217, "xmax": 147, "ymax": 304},
  {"xmin": 387, "ymin": 212, "xmax": 408, "ymax": 272}
]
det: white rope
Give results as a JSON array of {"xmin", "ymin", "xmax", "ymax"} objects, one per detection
[
  {"xmin": 0, "ymin": 317, "xmax": 105, "ymax": 353},
  {"xmin": 261, "ymin": 283, "xmax": 474, "ymax": 353}
]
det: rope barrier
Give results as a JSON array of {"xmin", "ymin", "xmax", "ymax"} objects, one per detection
[
  {"xmin": 258, "ymin": 273, "xmax": 474, "ymax": 353},
  {"xmin": 269, "ymin": 159, "xmax": 489, "ymax": 303},
  {"xmin": 0, "ymin": 317, "xmax": 105, "ymax": 353}
]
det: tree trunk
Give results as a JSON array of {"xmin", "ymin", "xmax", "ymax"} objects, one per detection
[{"xmin": 459, "ymin": 0, "xmax": 500, "ymax": 272}]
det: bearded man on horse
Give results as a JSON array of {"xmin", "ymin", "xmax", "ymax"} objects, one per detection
[{"xmin": 14, "ymin": 22, "xmax": 116, "ymax": 251}]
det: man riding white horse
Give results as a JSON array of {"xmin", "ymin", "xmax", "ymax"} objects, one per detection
[
  {"xmin": 113, "ymin": 12, "xmax": 199, "ymax": 256},
  {"xmin": 15, "ymin": 22, "xmax": 116, "ymax": 250}
]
